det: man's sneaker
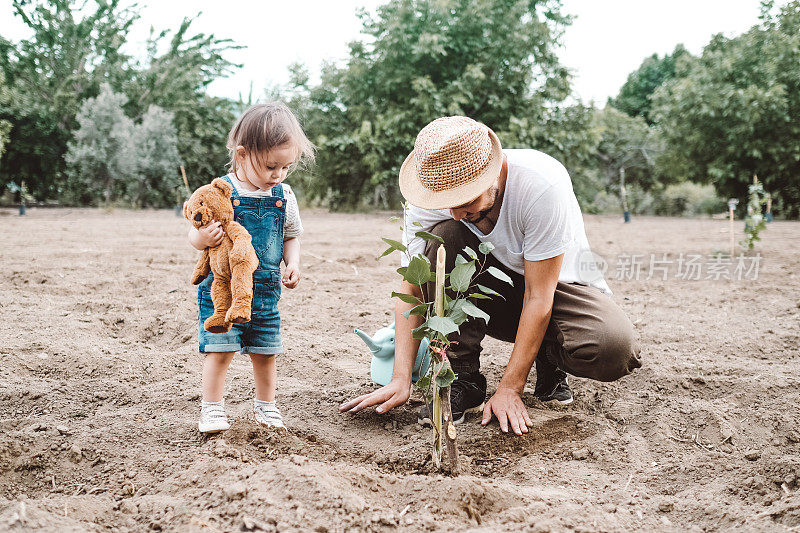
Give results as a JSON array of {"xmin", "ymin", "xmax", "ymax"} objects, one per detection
[
  {"xmin": 534, "ymin": 343, "xmax": 574, "ymax": 405},
  {"xmin": 198, "ymin": 402, "xmax": 230, "ymax": 433},
  {"xmin": 254, "ymin": 401, "xmax": 285, "ymax": 429},
  {"xmin": 418, "ymin": 371, "xmax": 487, "ymax": 426}
]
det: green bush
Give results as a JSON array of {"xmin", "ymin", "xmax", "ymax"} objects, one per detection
[
  {"xmin": 652, "ymin": 182, "xmax": 726, "ymax": 217},
  {"xmin": 579, "ymin": 182, "xmax": 725, "ymax": 217}
]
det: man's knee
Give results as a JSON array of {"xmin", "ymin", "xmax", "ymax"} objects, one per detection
[
  {"xmin": 566, "ymin": 325, "xmax": 641, "ymax": 382},
  {"xmin": 429, "ymin": 219, "xmax": 463, "ymax": 239},
  {"xmin": 425, "ymin": 220, "xmax": 475, "ymax": 258},
  {"xmin": 592, "ymin": 326, "xmax": 641, "ymax": 382}
]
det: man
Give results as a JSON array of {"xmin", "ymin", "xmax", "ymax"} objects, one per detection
[{"xmin": 340, "ymin": 116, "xmax": 641, "ymax": 435}]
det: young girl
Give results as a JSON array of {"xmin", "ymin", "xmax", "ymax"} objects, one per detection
[{"xmin": 188, "ymin": 102, "xmax": 314, "ymax": 433}]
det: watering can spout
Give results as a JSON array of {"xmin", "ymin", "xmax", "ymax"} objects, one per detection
[{"xmin": 354, "ymin": 329, "xmax": 381, "ymax": 354}]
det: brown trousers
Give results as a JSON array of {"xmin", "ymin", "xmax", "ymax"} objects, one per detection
[{"xmin": 422, "ymin": 220, "xmax": 642, "ymax": 381}]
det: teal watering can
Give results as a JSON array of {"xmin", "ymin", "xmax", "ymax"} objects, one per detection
[{"xmin": 354, "ymin": 323, "xmax": 431, "ymax": 386}]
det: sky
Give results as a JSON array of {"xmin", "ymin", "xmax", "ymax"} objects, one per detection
[{"xmin": 1, "ymin": 0, "xmax": 764, "ymax": 105}]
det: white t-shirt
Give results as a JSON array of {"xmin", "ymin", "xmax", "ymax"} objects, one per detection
[
  {"xmin": 228, "ymin": 174, "xmax": 303, "ymax": 239},
  {"xmin": 402, "ymin": 149, "xmax": 611, "ymax": 294}
]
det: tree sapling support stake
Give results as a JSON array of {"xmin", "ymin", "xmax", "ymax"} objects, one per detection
[
  {"xmin": 19, "ymin": 181, "xmax": 27, "ymax": 216},
  {"xmin": 180, "ymin": 165, "xmax": 191, "ymax": 196},
  {"xmin": 727, "ymin": 198, "xmax": 738, "ymax": 258},
  {"xmin": 620, "ymin": 167, "xmax": 630, "ymax": 223},
  {"xmin": 431, "ymin": 245, "xmax": 459, "ymax": 474},
  {"xmin": 765, "ymin": 193, "xmax": 773, "ymax": 223},
  {"xmin": 176, "ymin": 165, "xmax": 191, "ymax": 216}
]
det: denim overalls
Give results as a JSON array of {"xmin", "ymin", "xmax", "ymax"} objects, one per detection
[{"xmin": 197, "ymin": 175, "xmax": 285, "ymax": 355}]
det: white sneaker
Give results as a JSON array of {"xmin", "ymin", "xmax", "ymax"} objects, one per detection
[
  {"xmin": 254, "ymin": 402, "xmax": 285, "ymax": 429},
  {"xmin": 198, "ymin": 402, "xmax": 230, "ymax": 433}
]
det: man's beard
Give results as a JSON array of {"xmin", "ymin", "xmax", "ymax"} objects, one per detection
[{"xmin": 466, "ymin": 186, "xmax": 499, "ymax": 224}]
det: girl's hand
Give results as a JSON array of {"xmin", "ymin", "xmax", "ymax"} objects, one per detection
[
  {"xmin": 197, "ymin": 221, "xmax": 225, "ymax": 248},
  {"xmin": 282, "ymin": 264, "xmax": 300, "ymax": 288}
]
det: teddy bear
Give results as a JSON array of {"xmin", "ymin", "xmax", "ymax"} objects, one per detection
[{"xmin": 183, "ymin": 178, "xmax": 259, "ymax": 333}]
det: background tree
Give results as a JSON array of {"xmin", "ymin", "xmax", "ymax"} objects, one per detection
[
  {"xmin": 131, "ymin": 105, "xmax": 181, "ymax": 207},
  {"xmin": 651, "ymin": 0, "xmax": 800, "ymax": 217},
  {"xmin": 64, "ymin": 84, "xmax": 136, "ymax": 205},
  {"xmin": 287, "ymin": 0, "xmax": 573, "ymax": 209},
  {"xmin": 0, "ymin": 72, "xmax": 10, "ymax": 164},
  {"xmin": 594, "ymin": 106, "xmax": 663, "ymax": 191},
  {"xmin": 609, "ymin": 45, "xmax": 689, "ymax": 124},
  {"xmin": 0, "ymin": 0, "xmax": 136, "ymax": 199},
  {"xmin": 122, "ymin": 16, "xmax": 241, "ymax": 190},
  {"xmin": 0, "ymin": 1, "xmax": 240, "ymax": 202}
]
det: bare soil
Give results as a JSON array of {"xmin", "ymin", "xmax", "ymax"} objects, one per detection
[{"xmin": 0, "ymin": 208, "xmax": 798, "ymax": 532}]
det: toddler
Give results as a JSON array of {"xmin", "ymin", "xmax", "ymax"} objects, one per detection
[{"xmin": 188, "ymin": 102, "xmax": 314, "ymax": 433}]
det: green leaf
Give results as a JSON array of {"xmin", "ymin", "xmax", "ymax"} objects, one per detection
[
  {"xmin": 463, "ymin": 246, "xmax": 478, "ymax": 260},
  {"xmin": 478, "ymin": 241, "xmax": 495, "ymax": 254},
  {"xmin": 477, "ymin": 284, "xmax": 505, "ymax": 300},
  {"xmin": 414, "ymin": 230, "xmax": 444, "ymax": 243},
  {"xmin": 404, "ymin": 255, "xmax": 432, "ymax": 285},
  {"xmin": 377, "ymin": 246, "xmax": 396, "ymax": 259},
  {"xmin": 397, "ymin": 266, "xmax": 408, "ymax": 278},
  {"xmin": 461, "ymin": 301, "xmax": 490, "ymax": 324},
  {"xmin": 381, "ymin": 237, "xmax": 406, "ymax": 252},
  {"xmin": 449, "ymin": 261, "xmax": 476, "ymax": 293},
  {"xmin": 447, "ymin": 298, "xmax": 469, "ymax": 325},
  {"xmin": 487, "ymin": 266, "xmax": 513, "ymax": 285},
  {"xmin": 391, "ymin": 291, "xmax": 421, "ymax": 304},
  {"xmin": 426, "ymin": 316, "xmax": 459, "ymax": 336},
  {"xmin": 409, "ymin": 303, "xmax": 430, "ymax": 317},
  {"xmin": 415, "ymin": 374, "xmax": 432, "ymax": 391},
  {"xmin": 389, "ymin": 216, "xmax": 400, "ymax": 221},
  {"xmin": 411, "ymin": 323, "xmax": 428, "ymax": 339},
  {"xmin": 455, "ymin": 254, "xmax": 469, "ymax": 266},
  {"xmin": 435, "ymin": 367, "xmax": 456, "ymax": 388},
  {"xmin": 468, "ymin": 292, "xmax": 492, "ymax": 300},
  {"xmin": 412, "ymin": 221, "xmax": 423, "ymax": 227}
]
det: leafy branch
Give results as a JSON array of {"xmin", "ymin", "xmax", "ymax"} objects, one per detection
[
  {"xmin": 379, "ymin": 204, "xmax": 511, "ymax": 472},
  {"xmin": 741, "ymin": 175, "xmax": 768, "ymax": 250}
]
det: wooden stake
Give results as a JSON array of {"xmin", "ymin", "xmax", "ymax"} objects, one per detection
[
  {"xmin": 180, "ymin": 165, "xmax": 191, "ymax": 196},
  {"xmin": 620, "ymin": 167, "xmax": 630, "ymax": 223},
  {"xmin": 432, "ymin": 245, "xmax": 459, "ymax": 475},
  {"xmin": 729, "ymin": 204, "xmax": 735, "ymax": 258},
  {"xmin": 435, "ymin": 246, "xmax": 446, "ymax": 317}
]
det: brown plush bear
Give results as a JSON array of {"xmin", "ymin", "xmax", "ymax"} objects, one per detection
[{"xmin": 184, "ymin": 178, "xmax": 259, "ymax": 333}]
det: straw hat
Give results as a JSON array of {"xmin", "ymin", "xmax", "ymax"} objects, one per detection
[{"xmin": 399, "ymin": 116, "xmax": 503, "ymax": 210}]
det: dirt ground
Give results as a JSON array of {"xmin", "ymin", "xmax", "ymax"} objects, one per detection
[{"xmin": 0, "ymin": 207, "xmax": 798, "ymax": 532}]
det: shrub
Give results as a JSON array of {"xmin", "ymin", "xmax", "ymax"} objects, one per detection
[{"xmin": 652, "ymin": 182, "xmax": 726, "ymax": 217}]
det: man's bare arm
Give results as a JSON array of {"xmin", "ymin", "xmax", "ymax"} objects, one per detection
[
  {"xmin": 339, "ymin": 280, "xmax": 424, "ymax": 414},
  {"xmin": 482, "ymin": 253, "xmax": 564, "ymax": 434}
]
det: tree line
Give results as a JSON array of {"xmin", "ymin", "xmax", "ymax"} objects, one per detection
[
  {"xmin": 0, "ymin": 0, "xmax": 240, "ymax": 206},
  {"xmin": 1, "ymin": 0, "xmax": 798, "ymax": 217}
]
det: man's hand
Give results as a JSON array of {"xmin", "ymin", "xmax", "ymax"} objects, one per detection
[
  {"xmin": 481, "ymin": 386, "xmax": 533, "ymax": 435},
  {"xmin": 339, "ymin": 378, "xmax": 411, "ymax": 415},
  {"xmin": 195, "ymin": 221, "xmax": 225, "ymax": 248},
  {"xmin": 282, "ymin": 264, "xmax": 300, "ymax": 288}
]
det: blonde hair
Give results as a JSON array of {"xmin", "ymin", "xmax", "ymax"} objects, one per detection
[{"xmin": 226, "ymin": 102, "xmax": 315, "ymax": 174}]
